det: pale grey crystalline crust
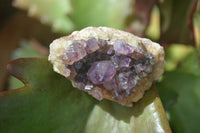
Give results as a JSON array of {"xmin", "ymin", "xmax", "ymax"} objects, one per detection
[{"xmin": 48, "ymin": 27, "xmax": 164, "ymax": 106}]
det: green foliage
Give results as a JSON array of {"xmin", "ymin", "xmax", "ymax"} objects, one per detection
[
  {"xmin": 14, "ymin": 0, "xmax": 133, "ymax": 33},
  {"xmin": 13, "ymin": 0, "xmax": 74, "ymax": 33},
  {"xmin": 8, "ymin": 40, "xmax": 46, "ymax": 89},
  {"xmin": 11, "ymin": 40, "xmax": 45, "ymax": 59},
  {"xmin": 164, "ymin": 44, "xmax": 194, "ymax": 71},
  {"xmin": 0, "ymin": 58, "xmax": 171, "ymax": 133},
  {"xmin": 157, "ymin": 49, "xmax": 200, "ymax": 133},
  {"xmin": 0, "ymin": 58, "xmax": 96, "ymax": 133},
  {"xmin": 179, "ymin": 49, "xmax": 200, "ymax": 76},
  {"xmin": 86, "ymin": 87, "xmax": 171, "ymax": 133},
  {"xmin": 70, "ymin": 0, "xmax": 133, "ymax": 30}
]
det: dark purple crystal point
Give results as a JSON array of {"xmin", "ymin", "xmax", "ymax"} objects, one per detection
[
  {"xmin": 87, "ymin": 61, "xmax": 116, "ymax": 84},
  {"xmin": 113, "ymin": 39, "xmax": 134, "ymax": 55}
]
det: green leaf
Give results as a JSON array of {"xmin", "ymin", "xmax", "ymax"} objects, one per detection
[
  {"xmin": 157, "ymin": 71, "xmax": 200, "ymax": 133},
  {"xmin": 0, "ymin": 58, "xmax": 96, "ymax": 133},
  {"xmin": 70, "ymin": 0, "xmax": 133, "ymax": 30},
  {"xmin": 179, "ymin": 49, "xmax": 200, "ymax": 76},
  {"xmin": 157, "ymin": 49, "xmax": 200, "ymax": 132},
  {"xmin": 158, "ymin": 0, "xmax": 196, "ymax": 45},
  {"xmin": 86, "ymin": 86, "xmax": 171, "ymax": 133},
  {"xmin": 14, "ymin": 0, "xmax": 133, "ymax": 33},
  {"xmin": 0, "ymin": 58, "xmax": 171, "ymax": 133},
  {"xmin": 13, "ymin": 0, "xmax": 74, "ymax": 33},
  {"xmin": 11, "ymin": 40, "xmax": 46, "ymax": 60},
  {"xmin": 164, "ymin": 44, "xmax": 194, "ymax": 71},
  {"xmin": 8, "ymin": 40, "xmax": 46, "ymax": 90}
]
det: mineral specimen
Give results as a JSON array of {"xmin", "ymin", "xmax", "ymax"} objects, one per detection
[{"xmin": 48, "ymin": 27, "xmax": 164, "ymax": 106}]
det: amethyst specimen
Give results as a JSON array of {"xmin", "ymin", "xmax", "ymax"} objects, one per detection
[
  {"xmin": 49, "ymin": 27, "xmax": 164, "ymax": 106},
  {"xmin": 61, "ymin": 38, "xmax": 154, "ymax": 102}
]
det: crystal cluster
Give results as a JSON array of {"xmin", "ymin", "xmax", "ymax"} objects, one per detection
[
  {"xmin": 62, "ymin": 38, "xmax": 155, "ymax": 101},
  {"xmin": 49, "ymin": 27, "xmax": 164, "ymax": 106}
]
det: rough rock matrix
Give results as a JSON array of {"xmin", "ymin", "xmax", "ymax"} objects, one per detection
[{"xmin": 48, "ymin": 27, "xmax": 164, "ymax": 106}]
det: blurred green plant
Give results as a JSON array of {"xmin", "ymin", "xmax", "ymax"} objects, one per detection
[
  {"xmin": 70, "ymin": 0, "xmax": 133, "ymax": 30},
  {"xmin": 146, "ymin": 6, "xmax": 160, "ymax": 41},
  {"xmin": 8, "ymin": 40, "xmax": 46, "ymax": 89},
  {"xmin": 164, "ymin": 44, "xmax": 194, "ymax": 71},
  {"xmin": 194, "ymin": 1, "xmax": 200, "ymax": 46},
  {"xmin": 157, "ymin": 49, "xmax": 200, "ymax": 133},
  {"xmin": 158, "ymin": 0, "xmax": 196, "ymax": 45},
  {"xmin": 13, "ymin": 0, "xmax": 74, "ymax": 33},
  {"xmin": 13, "ymin": 0, "xmax": 133, "ymax": 33}
]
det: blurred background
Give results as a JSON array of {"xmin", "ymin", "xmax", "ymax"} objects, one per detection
[{"xmin": 0, "ymin": 0, "xmax": 200, "ymax": 132}]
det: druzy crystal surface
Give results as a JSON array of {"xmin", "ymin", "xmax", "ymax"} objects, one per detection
[
  {"xmin": 49, "ymin": 27, "xmax": 164, "ymax": 106},
  {"xmin": 61, "ymin": 38, "xmax": 155, "ymax": 101}
]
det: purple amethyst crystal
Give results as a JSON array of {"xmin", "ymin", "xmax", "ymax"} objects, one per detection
[
  {"xmin": 87, "ymin": 61, "xmax": 116, "ymax": 84},
  {"xmin": 116, "ymin": 72, "xmax": 137, "ymax": 92},
  {"xmin": 111, "ymin": 55, "xmax": 131, "ymax": 68},
  {"xmin": 61, "ymin": 38, "xmax": 155, "ymax": 104},
  {"xmin": 85, "ymin": 38, "xmax": 99, "ymax": 53},
  {"xmin": 113, "ymin": 39, "xmax": 134, "ymax": 55},
  {"xmin": 64, "ymin": 42, "xmax": 86, "ymax": 65}
]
